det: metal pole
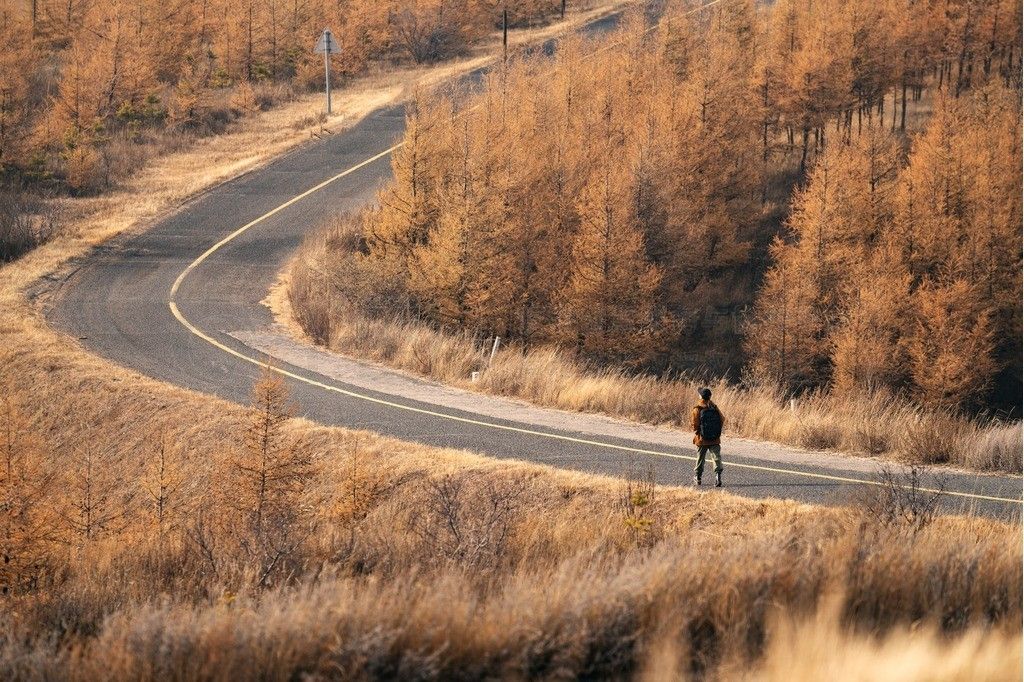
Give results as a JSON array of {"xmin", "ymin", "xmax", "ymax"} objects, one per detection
[{"xmin": 324, "ymin": 32, "xmax": 332, "ymax": 114}]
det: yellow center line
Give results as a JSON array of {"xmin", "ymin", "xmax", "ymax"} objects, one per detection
[{"xmin": 165, "ymin": 5, "xmax": 1022, "ymax": 509}]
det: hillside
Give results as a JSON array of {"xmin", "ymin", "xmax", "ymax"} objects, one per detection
[{"xmin": 288, "ymin": 0, "xmax": 1023, "ymax": 470}]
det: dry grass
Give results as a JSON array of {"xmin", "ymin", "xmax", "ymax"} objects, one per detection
[
  {"xmin": 738, "ymin": 598, "xmax": 1022, "ymax": 682},
  {"xmin": 283, "ymin": 226, "xmax": 1023, "ymax": 474},
  {"xmin": 0, "ymin": 326, "xmax": 1019, "ymax": 677},
  {"xmin": 0, "ymin": 3, "xmax": 1017, "ymax": 677},
  {"xmin": 1, "ymin": 535, "xmax": 1019, "ymax": 680},
  {"xmin": 0, "ymin": 243, "xmax": 1020, "ymax": 680}
]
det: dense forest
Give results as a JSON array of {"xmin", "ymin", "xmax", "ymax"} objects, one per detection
[
  {"xmin": 299, "ymin": 0, "xmax": 1022, "ymax": 413},
  {"xmin": 0, "ymin": 0, "xmax": 571, "ymax": 194},
  {"xmin": 747, "ymin": 91, "xmax": 1021, "ymax": 410}
]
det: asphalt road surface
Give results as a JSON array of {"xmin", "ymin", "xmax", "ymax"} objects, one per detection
[{"xmin": 45, "ymin": 13, "xmax": 1022, "ymax": 519}]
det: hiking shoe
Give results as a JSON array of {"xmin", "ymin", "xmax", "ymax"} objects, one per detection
[
  {"xmin": 693, "ymin": 474, "xmax": 702, "ymax": 486},
  {"xmin": 715, "ymin": 472, "xmax": 722, "ymax": 488}
]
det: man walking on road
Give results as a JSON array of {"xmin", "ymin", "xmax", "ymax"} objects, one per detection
[{"xmin": 692, "ymin": 387, "xmax": 724, "ymax": 487}]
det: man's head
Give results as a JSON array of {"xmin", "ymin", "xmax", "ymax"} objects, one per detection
[{"xmin": 698, "ymin": 387, "xmax": 712, "ymax": 401}]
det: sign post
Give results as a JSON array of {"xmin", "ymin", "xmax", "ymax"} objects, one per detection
[{"xmin": 314, "ymin": 28, "xmax": 341, "ymax": 114}]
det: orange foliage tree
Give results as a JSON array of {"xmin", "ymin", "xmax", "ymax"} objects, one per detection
[{"xmin": 748, "ymin": 85, "xmax": 1022, "ymax": 409}]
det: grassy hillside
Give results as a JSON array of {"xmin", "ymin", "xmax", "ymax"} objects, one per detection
[
  {"xmin": 0, "ymin": 179, "xmax": 1020, "ymax": 679},
  {"xmin": 285, "ymin": 0, "xmax": 1022, "ymax": 472},
  {"xmin": 0, "ymin": 339, "xmax": 1020, "ymax": 678}
]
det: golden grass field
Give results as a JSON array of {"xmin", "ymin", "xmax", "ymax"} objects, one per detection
[
  {"xmin": 0, "ymin": 336, "xmax": 1020, "ymax": 677},
  {"xmin": 0, "ymin": 3, "xmax": 1020, "ymax": 679}
]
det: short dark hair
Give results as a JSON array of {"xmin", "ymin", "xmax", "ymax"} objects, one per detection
[{"xmin": 698, "ymin": 387, "xmax": 712, "ymax": 400}]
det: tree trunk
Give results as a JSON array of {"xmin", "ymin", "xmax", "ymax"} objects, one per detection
[
  {"xmin": 891, "ymin": 86, "xmax": 897, "ymax": 130},
  {"xmin": 900, "ymin": 82, "xmax": 907, "ymax": 131},
  {"xmin": 246, "ymin": 4, "xmax": 254, "ymax": 82},
  {"xmin": 799, "ymin": 127, "xmax": 809, "ymax": 177}
]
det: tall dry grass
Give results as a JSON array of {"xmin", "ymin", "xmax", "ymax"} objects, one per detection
[
  {"xmin": 3, "ymin": 535, "xmax": 1021, "ymax": 681},
  {"xmin": 0, "ymin": 189, "xmax": 63, "ymax": 263},
  {"xmin": 286, "ymin": 220, "xmax": 1023, "ymax": 474},
  {"xmin": 736, "ymin": 598, "xmax": 1022, "ymax": 682},
  {"xmin": 0, "ymin": 297, "xmax": 1021, "ymax": 678}
]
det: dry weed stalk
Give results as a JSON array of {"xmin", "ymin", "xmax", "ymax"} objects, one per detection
[{"xmin": 620, "ymin": 454, "xmax": 658, "ymax": 548}]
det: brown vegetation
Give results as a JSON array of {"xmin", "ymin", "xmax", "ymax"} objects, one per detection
[
  {"xmin": 0, "ymin": 187, "xmax": 61, "ymax": 262},
  {"xmin": 287, "ymin": 0, "xmax": 1022, "ymax": 470},
  {"xmin": 0, "ymin": 0, "xmax": 584, "ymax": 195},
  {"xmin": 746, "ymin": 87, "xmax": 1022, "ymax": 412},
  {"xmin": 299, "ymin": 0, "xmax": 1021, "ymax": 371},
  {"xmin": 0, "ymin": 338, "xmax": 1020, "ymax": 678}
]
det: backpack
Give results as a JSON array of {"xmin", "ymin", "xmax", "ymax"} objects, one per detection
[{"xmin": 699, "ymin": 405, "xmax": 722, "ymax": 441}]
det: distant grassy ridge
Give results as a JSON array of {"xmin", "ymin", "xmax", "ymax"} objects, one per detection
[{"xmin": 284, "ymin": 217, "xmax": 1023, "ymax": 474}]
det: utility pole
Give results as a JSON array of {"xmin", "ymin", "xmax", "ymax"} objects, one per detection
[{"xmin": 314, "ymin": 28, "xmax": 340, "ymax": 114}]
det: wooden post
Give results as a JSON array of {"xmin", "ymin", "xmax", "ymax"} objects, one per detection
[{"xmin": 561, "ymin": 0, "xmax": 566, "ymax": 19}]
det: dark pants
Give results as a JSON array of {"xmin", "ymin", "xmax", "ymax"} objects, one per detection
[{"xmin": 694, "ymin": 445, "xmax": 722, "ymax": 478}]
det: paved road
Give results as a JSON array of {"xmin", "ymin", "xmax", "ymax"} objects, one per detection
[{"xmin": 45, "ymin": 14, "xmax": 1022, "ymax": 519}]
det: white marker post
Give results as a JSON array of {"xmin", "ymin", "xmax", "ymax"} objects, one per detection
[
  {"xmin": 489, "ymin": 336, "xmax": 501, "ymax": 366},
  {"xmin": 314, "ymin": 28, "xmax": 341, "ymax": 114}
]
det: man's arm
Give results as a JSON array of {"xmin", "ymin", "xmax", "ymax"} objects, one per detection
[{"xmin": 690, "ymin": 406, "xmax": 701, "ymax": 433}]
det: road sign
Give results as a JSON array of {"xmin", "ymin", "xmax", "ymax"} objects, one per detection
[
  {"xmin": 314, "ymin": 28, "xmax": 341, "ymax": 55},
  {"xmin": 314, "ymin": 28, "xmax": 340, "ymax": 114}
]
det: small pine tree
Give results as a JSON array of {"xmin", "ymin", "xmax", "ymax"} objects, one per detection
[
  {"xmin": 0, "ymin": 20, "xmax": 33, "ymax": 170},
  {"xmin": 829, "ymin": 257, "xmax": 913, "ymax": 394},
  {"xmin": 0, "ymin": 394, "xmax": 54, "ymax": 594},
  {"xmin": 230, "ymin": 365, "xmax": 315, "ymax": 536},
  {"xmin": 142, "ymin": 435, "xmax": 190, "ymax": 545},
  {"xmin": 744, "ymin": 238, "xmax": 827, "ymax": 390},
  {"xmin": 62, "ymin": 443, "xmax": 133, "ymax": 544},
  {"xmin": 366, "ymin": 92, "xmax": 441, "ymax": 272}
]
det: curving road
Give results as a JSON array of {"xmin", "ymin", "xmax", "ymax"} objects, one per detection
[{"xmin": 44, "ymin": 13, "xmax": 1022, "ymax": 519}]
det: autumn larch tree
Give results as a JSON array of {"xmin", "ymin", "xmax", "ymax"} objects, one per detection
[
  {"xmin": 231, "ymin": 365, "xmax": 315, "ymax": 535},
  {"xmin": 557, "ymin": 156, "xmax": 662, "ymax": 367},
  {"xmin": 0, "ymin": 393, "xmax": 54, "ymax": 594}
]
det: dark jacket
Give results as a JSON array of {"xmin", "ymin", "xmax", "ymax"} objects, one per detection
[{"xmin": 691, "ymin": 399, "xmax": 725, "ymax": 447}]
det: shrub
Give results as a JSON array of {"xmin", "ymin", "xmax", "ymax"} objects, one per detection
[
  {"xmin": 63, "ymin": 145, "xmax": 104, "ymax": 194},
  {"xmin": 0, "ymin": 188, "xmax": 61, "ymax": 261}
]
